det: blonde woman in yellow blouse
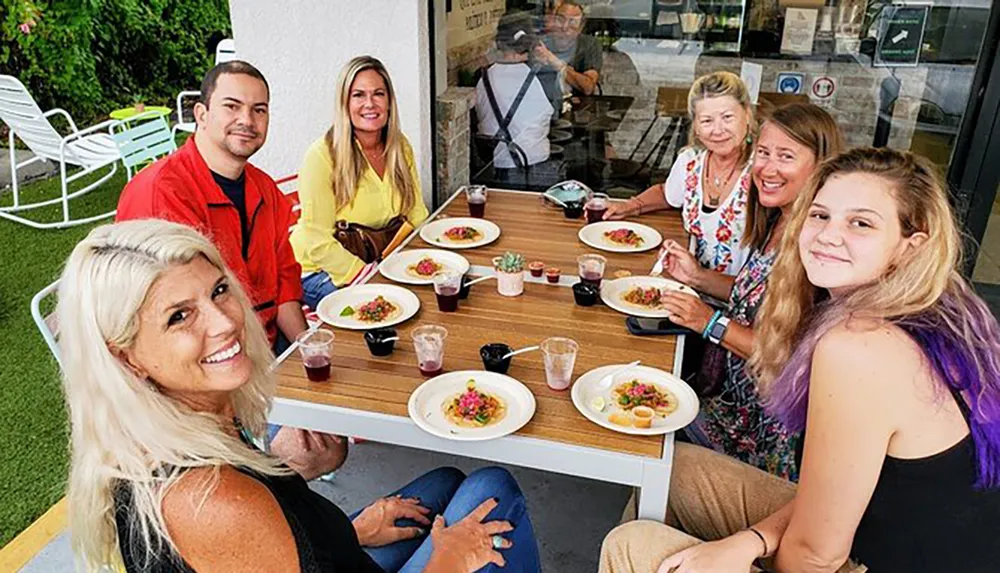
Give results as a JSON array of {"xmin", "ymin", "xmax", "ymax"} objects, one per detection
[{"xmin": 291, "ymin": 56, "xmax": 429, "ymax": 308}]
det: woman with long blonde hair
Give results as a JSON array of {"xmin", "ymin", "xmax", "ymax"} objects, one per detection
[
  {"xmin": 600, "ymin": 148, "xmax": 1000, "ymax": 573},
  {"xmin": 61, "ymin": 220, "xmax": 539, "ymax": 572},
  {"xmin": 604, "ymin": 71, "xmax": 756, "ymax": 276},
  {"xmin": 290, "ymin": 55, "xmax": 429, "ymax": 308}
]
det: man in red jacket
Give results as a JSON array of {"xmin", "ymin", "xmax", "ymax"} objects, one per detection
[{"xmin": 117, "ymin": 61, "xmax": 346, "ymax": 479}]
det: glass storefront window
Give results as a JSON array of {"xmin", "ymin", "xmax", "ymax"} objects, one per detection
[{"xmin": 440, "ymin": 0, "xmax": 993, "ymax": 199}]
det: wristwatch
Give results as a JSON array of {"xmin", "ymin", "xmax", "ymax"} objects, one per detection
[{"xmin": 707, "ymin": 315, "xmax": 730, "ymax": 345}]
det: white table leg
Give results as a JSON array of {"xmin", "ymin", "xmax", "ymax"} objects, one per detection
[{"xmin": 637, "ymin": 432, "xmax": 675, "ymax": 521}]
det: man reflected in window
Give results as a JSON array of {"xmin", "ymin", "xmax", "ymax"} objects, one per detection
[{"xmin": 534, "ymin": 0, "xmax": 602, "ymax": 107}]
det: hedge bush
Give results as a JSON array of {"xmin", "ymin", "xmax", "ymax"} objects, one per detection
[{"xmin": 1, "ymin": 0, "xmax": 231, "ymax": 129}]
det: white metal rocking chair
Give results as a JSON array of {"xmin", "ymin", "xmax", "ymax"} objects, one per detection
[{"xmin": 0, "ymin": 75, "xmax": 122, "ymax": 229}]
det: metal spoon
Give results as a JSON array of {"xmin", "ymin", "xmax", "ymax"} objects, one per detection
[{"xmin": 501, "ymin": 345, "xmax": 540, "ymax": 360}]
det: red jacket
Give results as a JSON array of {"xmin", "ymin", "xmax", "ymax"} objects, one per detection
[{"xmin": 116, "ymin": 136, "xmax": 303, "ymax": 345}]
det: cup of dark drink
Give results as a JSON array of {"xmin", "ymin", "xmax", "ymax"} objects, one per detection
[
  {"xmin": 412, "ymin": 325, "xmax": 448, "ymax": 376},
  {"xmin": 296, "ymin": 329, "xmax": 334, "ymax": 382},
  {"xmin": 465, "ymin": 185, "xmax": 488, "ymax": 218},
  {"xmin": 528, "ymin": 261, "xmax": 545, "ymax": 278},
  {"xmin": 585, "ymin": 196, "xmax": 608, "ymax": 224},
  {"xmin": 572, "ymin": 282, "xmax": 600, "ymax": 306},
  {"xmin": 432, "ymin": 271, "xmax": 462, "ymax": 312},
  {"xmin": 577, "ymin": 253, "xmax": 607, "ymax": 287},
  {"xmin": 364, "ymin": 327, "xmax": 397, "ymax": 357},
  {"xmin": 545, "ymin": 267, "xmax": 561, "ymax": 284},
  {"xmin": 480, "ymin": 343, "xmax": 513, "ymax": 374},
  {"xmin": 563, "ymin": 200, "xmax": 585, "ymax": 219}
]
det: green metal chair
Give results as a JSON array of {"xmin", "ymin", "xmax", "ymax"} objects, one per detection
[{"xmin": 110, "ymin": 111, "xmax": 177, "ymax": 180}]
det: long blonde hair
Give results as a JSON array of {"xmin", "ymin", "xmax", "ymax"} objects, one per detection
[
  {"xmin": 687, "ymin": 71, "xmax": 757, "ymax": 166},
  {"xmin": 752, "ymin": 148, "xmax": 961, "ymax": 389},
  {"xmin": 326, "ymin": 55, "xmax": 416, "ymax": 214},
  {"xmin": 753, "ymin": 149, "xmax": 1000, "ymax": 487},
  {"xmin": 59, "ymin": 220, "xmax": 287, "ymax": 571},
  {"xmin": 743, "ymin": 102, "xmax": 844, "ymax": 249}
]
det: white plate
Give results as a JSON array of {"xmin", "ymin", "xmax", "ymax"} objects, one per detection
[
  {"xmin": 379, "ymin": 249, "xmax": 471, "ymax": 285},
  {"xmin": 600, "ymin": 276, "xmax": 698, "ymax": 318},
  {"xmin": 571, "ymin": 364, "xmax": 699, "ymax": 435},
  {"xmin": 579, "ymin": 221, "xmax": 662, "ymax": 253},
  {"xmin": 408, "ymin": 370, "xmax": 537, "ymax": 441},
  {"xmin": 419, "ymin": 217, "xmax": 501, "ymax": 250},
  {"xmin": 316, "ymin": 284, "xmax": 420, "ymax": 330}
]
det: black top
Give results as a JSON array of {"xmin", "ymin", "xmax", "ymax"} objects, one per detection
[
  {"xmin": 114, "ymin": 467, "xmax": 384, "ymax": 573},
  {"xmin": 851, "ymin": 392, "xmax": 1000, "ymax": 572},
  {"xmin": 211, "ymin": 171, "xmax": 249, "ymax": 259}
]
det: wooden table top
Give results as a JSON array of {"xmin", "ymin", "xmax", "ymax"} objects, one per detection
[{"xmin": 275, "ymin": 190, "xmax": 688, "ymax": 459}]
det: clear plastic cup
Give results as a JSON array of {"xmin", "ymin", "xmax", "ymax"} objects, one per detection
[
  {"xmin": 296, "ymin": 329, "xmax": 334, "ymax": 382},
  {"xmin": 577, "ymin": 254, "xmax": 607, "ymax": 288},
  {"xmin": 432, "ymin": 271, "xmax": 462, "ymax": 312},
  {"xmin": 585, "ymin": 196, "xmax": 608, "ymax": 224},
  {"xmin": 540, "ymin": 337, "xmax": 579, "ymax": 391},
  {"xmin": 465, "ymin": 185, "xmax": 488, "ymax": 218},
  {"xmin": 411, "ymin": 325, "xmax": 448, "ymax": 377}
]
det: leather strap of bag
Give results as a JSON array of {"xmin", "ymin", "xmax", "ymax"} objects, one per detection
[{"xmin": 334, "ymin": 215, "xmax": 406, "ymax": 264}]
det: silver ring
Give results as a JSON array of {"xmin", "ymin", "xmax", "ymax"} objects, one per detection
[{"xmin": 491, "ymin": 534, "xmax": 505, "ymax": 549}]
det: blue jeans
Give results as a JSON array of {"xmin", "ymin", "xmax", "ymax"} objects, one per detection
[
  {"xmin": 352, "ymin": 466, "xmax": 541, "ymax": 573},
  {"xmin": 302, "ymin": 270, "xmax": 337, "ymax": 310}
]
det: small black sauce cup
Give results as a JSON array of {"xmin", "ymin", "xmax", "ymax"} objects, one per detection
[
  {"xmin": 480, "ymin": 343, "xmax": 513, "ymax": 374},
  {"xmin": 562, "ymin": 200, "xmax": 585, "ymax": 219},
  {"xmin": 364, "ymin": 327, "xmax": 397, "ymax": 356},
  {"xmin": 572, "ymin": 282, "xmax": 600, "ymax": 306},
  {"xmin": 459, "ymin": 273, "xmax": 472, "ymax": 300}
]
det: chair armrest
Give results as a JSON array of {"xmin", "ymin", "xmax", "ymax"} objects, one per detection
[
  {"xmin": 59, "ymin": 119, "xmax": 119, "ymax": 156},
  {"xmin": 42, "ymin": 108, "xmax": 80, "ymax": 133},
  {"xmin": 30, "ymin": 280, "xmax": 62, "ymax": 367},
  {"xmin": 176, "ymin": 90, "xmax": 201, "ymax": 123}
]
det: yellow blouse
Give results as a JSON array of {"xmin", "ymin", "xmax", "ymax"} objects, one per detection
[{"xmin": 290, "ymin": 136, "xmax": 429, "ymax": 286}]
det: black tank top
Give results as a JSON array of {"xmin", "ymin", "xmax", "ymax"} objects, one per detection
[
  {"xmin": 851, "ymin": 392, "xmax": 1000, "ymax": 572},
  {"xmin": 113, "ymin": 467, "xmax": 384, "ymax": 572}
]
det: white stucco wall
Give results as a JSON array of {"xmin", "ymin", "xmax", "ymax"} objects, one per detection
[{"xmin": 228, "ymin": 0, "xmax": 434, "ymax": 205}]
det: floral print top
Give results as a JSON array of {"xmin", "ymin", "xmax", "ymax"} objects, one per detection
[
  {"xmin": 664, "ymin": 147, "xmax": 752, "ymax": 276},
  {"xmin": 685, "ymin": 244, "xmax": 802, "ymax": 481}
]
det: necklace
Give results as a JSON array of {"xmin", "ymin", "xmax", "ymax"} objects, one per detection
[{"xmin": 705, "ymin": 151, "xmax": 741, "ymax": 207}]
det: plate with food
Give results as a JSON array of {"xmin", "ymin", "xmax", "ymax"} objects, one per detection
[
  {"xmin": 379, "ymin": 249, "xmax": 471, "ymax": 285},
  {"xmin": 578, "ymin": 221, "xmax": 661, "ymax": 253},
  {"xmin": 571, "ymin": 364, "xmax": 698, "ymax": 435},
  {"xmin": 408, "ymin": 370, "xmax": 536, "ymax": 441},
  {"xmin": 419, "ymin": 217, "xmax": 501, "ymax": 250},
  {"xmin": 600, "ymin": 276, "xmax": 698, "ymax": 318},
  {"xmin": 316, "ymin": 284, "xmax": 420, "ymax": 330}
]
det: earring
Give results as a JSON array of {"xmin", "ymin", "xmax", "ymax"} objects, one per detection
[{"xmin": 745, "ymin": 128, "xmax": 753, "ymax": 146}]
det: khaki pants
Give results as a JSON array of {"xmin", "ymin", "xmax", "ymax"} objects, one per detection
[{"xmin": 601, "ymin": 443, "xmax": 865, "ymax": 573}]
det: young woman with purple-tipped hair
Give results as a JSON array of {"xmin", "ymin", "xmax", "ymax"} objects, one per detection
[{"xmin": 600, "ymin": 147, "xmax": 1000, "ymax": 573}]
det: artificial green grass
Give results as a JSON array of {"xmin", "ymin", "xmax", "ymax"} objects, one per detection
[{"xmin": 0, "ymin": 164, "xmax": 127, "ymax": 548}]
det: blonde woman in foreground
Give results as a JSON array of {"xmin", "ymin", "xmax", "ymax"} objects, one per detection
[
  {"xmin": 600, "ymin": 148, "xmax": 1000, "ymax": 573},
  {"xmin": 60, "ymin": 220, "xmax": 539, "ymax": 572}
]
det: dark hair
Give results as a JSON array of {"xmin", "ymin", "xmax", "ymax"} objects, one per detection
[
  {"xmin": 199, "ymin": 60, "xmax": 270, "ymax": 107},
  {"xmin": 743, "ymin": 102, "xmax": 844, "ymax": 249},
  {"xmin": 495, "ymin": 11, "xmax": 537, "ymax": 54},
  {"xmin": 556, "ymin": 0, "xmax": 585, "ymax": 18}
]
